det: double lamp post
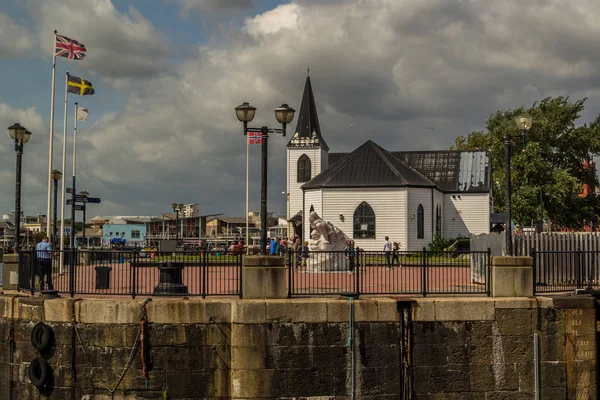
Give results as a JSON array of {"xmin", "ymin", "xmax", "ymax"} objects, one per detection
[
  {"xmin": 8, "ymin": 123, "xmax": 32, "ymax": 251},
  {"xmin": 505, "ymin": 115, "xmax": 533, "ymax": 256},
  {"xmin": 234, "ymin": 102, "xmax": 295, "ymax": 255},
  {"xmin": 171, "ymin": 203, "xmax": 184, "ymax": 241}
]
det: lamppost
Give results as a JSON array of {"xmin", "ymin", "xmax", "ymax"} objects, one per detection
[
  {"xmin": 234, "ymin": 102, "xmax": 296, "ymax": 255},
  {"xmin": 171, "ymin": 203, "xmax": 183, "ymax": 241},
  {"xmin": 505, "ymin": 115, "xmax": 533, "ymax": 256},
  {"xmin": 52, "ymin": 169, "xmax": 62, "ymax": 245},
  {"xmin": 80, "ymin": 190, "xmax": 89, "ymax": 247},
  {"xmin": 8, "ymin": 123, "xmax": 32, "ymax": 251}
]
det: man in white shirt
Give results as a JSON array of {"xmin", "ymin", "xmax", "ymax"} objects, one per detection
[{"xmin": 383, "ymin": 236, "xmax": 393, "ymax": 269}]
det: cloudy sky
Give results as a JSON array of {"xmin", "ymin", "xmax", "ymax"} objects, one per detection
[{"xmin": 1, "ymin": 0, "xmax": 600, "ymax": 220}]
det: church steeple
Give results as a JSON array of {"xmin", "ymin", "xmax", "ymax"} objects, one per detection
[{"xmin": 287, "ymin": 76, "xmax": 329, "ymax": 150}]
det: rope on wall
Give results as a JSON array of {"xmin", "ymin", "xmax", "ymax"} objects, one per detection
[{"xmin": 72, "ymin": 298, "xmax": 151, "ymax": 394}]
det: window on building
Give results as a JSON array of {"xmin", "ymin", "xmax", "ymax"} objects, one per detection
[
  {"xmin": 131, "ymin": 230, "xmax": 141, "ymax": 239},
  {"xmin": 353, "ymin": 202, "xmax": 376, "ymax": 239},
  {"xmin": 436, "ymin": 205, "xmax": 442, "ymax": 234},
  {"xmin": 297, "ymin": 154, "xmax": 311, "ymax": 182},
  {"xmin": 417, "ymin": 204, "xmax": 424, "ymax": 239}
]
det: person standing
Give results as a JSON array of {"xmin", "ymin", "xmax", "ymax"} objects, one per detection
[
  {"xmin": 345, "ymin": 240, "xmax": 356, "ymax": 274},
  {"xmin": 36, "ymin": 236, "xmax": 53, "ymax": 291},
  {"xmin": 392, "ymin": 241, "xmax": 401, "ymax": 266},
  {"xmin": 300, "ymin": 241, "xmax": 310, "ymax": 268},
  {"xmin": 383, "ymin": 236, "xmax": 393, "ymax": 269}
]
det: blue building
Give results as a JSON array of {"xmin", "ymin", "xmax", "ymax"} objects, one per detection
[{"xmin": 102, "ymin": 223, "xmax": 146, "ymax": 247}]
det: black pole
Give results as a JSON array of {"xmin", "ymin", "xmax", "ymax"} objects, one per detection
[
  {"xmin": 505, "ymin": 131, "xmax": 512, "ymax": 256},
  {"xmin": 82, "ymin": 204, "xmax": 86, "ymax": 247},
  {"xmin": 14, "ymin": 140, "xmax": 23, "ymax": 252},
  {"xmin": 175, "ymin": 209, "xmax": 179, "ymax": 241},
  {"xmin": 70, "ymin": 176, "xmax": 76, "ymax": 249},
  {"xmin": 261, "ymin": 127, "xmax": 269, "ymax": 255},
  {"xmin": 53, "ymin": 179, "xmax": 58, "ymax": 245}
]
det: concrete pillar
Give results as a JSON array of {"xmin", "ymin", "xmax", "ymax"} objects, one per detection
[
  {"xmin": 492, "ymin": 256, "xmax": 533, "ymax": 297},
  {"xmin": 242, "ymin": 256, "xmax": 286, "ymax": 299},
  {"xmin": 2, "ymin": 253, "xmax": 20, "ymax": 290}
]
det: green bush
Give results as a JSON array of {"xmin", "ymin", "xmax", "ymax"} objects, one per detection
[{"xmin": 428, "ymin": 234, "xmax": 452, "ymax": 252}]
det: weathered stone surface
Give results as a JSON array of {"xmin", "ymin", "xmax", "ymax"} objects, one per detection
[{"xmin": 495, "ymin": 309, "xmax": 532, "ymax": 336}]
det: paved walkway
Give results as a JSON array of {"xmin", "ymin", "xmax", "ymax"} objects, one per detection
[{"xmin": 31, "ymin": 261, "xmax": 487, "ymax": 297}]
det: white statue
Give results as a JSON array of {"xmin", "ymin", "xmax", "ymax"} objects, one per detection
[{"xmin": 307, "ymin": 211, "xmax": 350, "ymax": 271}]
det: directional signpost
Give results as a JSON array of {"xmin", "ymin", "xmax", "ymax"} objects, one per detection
[{"xmin": 66, "ymin": 187, "xmax": 101, "ymax": 251}]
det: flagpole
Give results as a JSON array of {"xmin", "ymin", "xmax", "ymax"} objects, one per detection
[
  {"xmin": 46, "ymin": 30, "xmax": 57, "ymax": 239},
  {"xmin": 73, "ymin": 103, "xmax": 78, "ymax": 177},
  {"xmin": 59, "ymin": 72, "xmax": 69, "ymax": 271},
  {"xmin": 245, "ymin": 133, "xmax": 250, "ymax": 254}
]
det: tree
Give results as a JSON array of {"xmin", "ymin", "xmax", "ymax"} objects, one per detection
[{"xmin": 451, "ymin": 97, "xmax": 600, "ymax": 229}]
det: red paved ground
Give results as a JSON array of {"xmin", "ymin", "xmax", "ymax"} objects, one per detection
[{"xmin": 40, "ymin": 261, "xmax": 487, "ymax": 297}]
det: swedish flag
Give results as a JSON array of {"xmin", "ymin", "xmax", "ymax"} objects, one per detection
[{"xmin": 67, "ymin": 75, "xmax": 95, "ymax": 96}]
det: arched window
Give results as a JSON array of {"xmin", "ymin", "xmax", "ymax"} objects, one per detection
[
  {"xmin": 297, "ymin": 154, "xmax": 311, "ymax": 182},
  {"xmin": 436, "ymin": 205, "xmax": 442, "ymax": 234},
  {"xmin": 417, "ymin": 204, "xmax": 424, "ymax": 239},
  {"xmin": 354, "ymin": 202, "xmax": 376, "ymax": 239}
]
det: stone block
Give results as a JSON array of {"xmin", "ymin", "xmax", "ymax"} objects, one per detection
[
  {"xmin": 327, "ymin": 300, "xmax": 350, "ymax": 323},
  {"xmin": 494, "ymin": 298, "xmax": 536, "ymax": 309},
  {"xmin": 44, "ymin": 298, "xmax": 78, "ymax": 322},
  {"xmin": 231, "ymin": 369, "xmax": 277, "ymax": 398},
  {"xmin": 469, "ymin": 363, "xmax": 518, "ymax": 391},
  {"xmin": 242, "ymin": 257, "xmax": 286, "ymax": 299},
  {"xmin": 434, "ymin": 299, "xmax": 495, "ymax": 321},
  {"xmin": 413, "ymin": 365, "xmax": 470, "ymax": 393},
  {"xmin": 2, "ymin": 254, "xmax": 19, "ymax": 290},
  {"xmin": 266, "ymin": 299, "xmax": 327, "ymax": 323},
  {"xmin": 76, "ymin": 299, "xmax": 147, "ymax": 324},
  {"xmin": 412, "ymin": 300, "xmax": 436, "ymax": 321},
  {"xmin": 231, "ymin": 324, "xmax": 265, "ymax": 346},
  {"xmin": 231, "ymin": 346, "xmax": 266, "ymax": 369},
  {"xmin": 540, "ymin": 361, "xmax": 566, "ymax": 388},
  {"xmin": 15, "ymin": 297, "xmax": 45, "ymax": 321},
  {"xmin": 231, "ymin": 300, "xmax": 266, "ymax": 324},
  {"xmin": 492, "ymin": 262, "xmax": 534, "ymax": 297},
  {"xmin": 266, "ymin": 345, "xmax": 313, "ymax": 369},
  {"xmin": 354, "ymin": 300, "xmax": 378, "ymax": 322},
  {"xmin": 147, "ymin": 299, "xmax": 205, "ymax": 324},
  {"xmin": 204, "ymin": 300, "xmax": 232, "ymax": 323},
  {"xmin": 311, "ymin": 324, "xmax": 346, "ymax": 346},
  {"xmin": 495, "ymin": 309, "xmax": 532, "ymax": 336},
  {"xmin": 376, "ymin": 298, "xmax": 400, "ymax": 321},
  {"xmin": 208, "ymin": 367, "xmax": 230, "ymax": 398},
  {"xmin": 148, "ymin": 324, "xmax": 187, "ymax": 346}
]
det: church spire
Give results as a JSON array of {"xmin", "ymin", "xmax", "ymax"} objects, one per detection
[{"xmin": 287, "ymin": 76, "xmax": 329, "ymax": 150}]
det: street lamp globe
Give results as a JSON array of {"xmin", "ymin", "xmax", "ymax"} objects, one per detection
[
  {"xmin": 515, "ymin": 116, "xmax": 533, "ymax": 131},
  {"xmin": 235, "ymin": 102, "xmax": 256, "ymax": 123},
  {"xmin": 274, "ymin": 104, "xmax": 296, "ymax": 124},
  {"xmin": 7, "ymin": 123, "xmax": 26, "ymax": 141},
  {"xmin": 80, "ymin": 190, "xmax": 89, "ymax": 198},
  {"xmin": 178, "ymin": 203, "xmax": 184, "ymax": 210},
  {"xmin": 52, "ymin": 169, "xmax": 62, "ymax": 181},
  {"xmin": 22, "ymin": 130, "xmax": 32, "ymax": 144},
  {"xmin": 171, "ymin": 203, "xmax": 177, "ymax": 211}
]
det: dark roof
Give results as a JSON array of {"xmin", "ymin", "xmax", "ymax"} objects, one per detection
[
  {"xmin": 288, "ymin": 211, "xmax": 302, "ymax": 223},
  {"xmin": 302, "ymin": 140, "xmax": 435, "ymax": 189},
  {"xmin": 327, "ymin": 149, "xmax": 491, "ymax": 193},
  {"xmin": 393, "ymin": 150, "xmax": 490, "ymax": 193},
  {"xmin": 207, "ymin": 216, "xmax": 249, "ymax": 224},
  {"xmin": 286, "ymin": 76, "xmax": 329, "ymax": 150}
]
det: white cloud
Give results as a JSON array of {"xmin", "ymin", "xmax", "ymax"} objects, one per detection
[
  {"xmin": 9, "ymin": 0, "xmax": 600, "ymax": 218},
  {"xmin": 25, "ymin": 0, "xmax": 172, "ymax": 78},
  {"xmin": 0, "ymin": 13, "xmax": 35, "ymax": 57},
  {"xmin": 173, "ymin": 0, "xmax": 253, "ymax": 17}
]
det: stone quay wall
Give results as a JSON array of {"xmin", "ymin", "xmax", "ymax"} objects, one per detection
[{"xmin": 0, "ymin": 295, "xmax": 597, "ymax": 399}]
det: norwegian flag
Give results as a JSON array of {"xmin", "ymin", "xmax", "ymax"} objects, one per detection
[
  {"xmin": 55, "ymin": 34, "xmax": 87, "ymax": 60},
  {"xmin": 248, "ymin": 131, "xmax": 262, "ymax": 145}
]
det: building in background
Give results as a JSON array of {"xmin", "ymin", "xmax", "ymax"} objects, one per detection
[{"xmin": 181, "ymin": 203, "xmax": 199, "ymax": 218}]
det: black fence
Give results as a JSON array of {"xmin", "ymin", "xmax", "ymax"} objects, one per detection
[
  {"xmin": 287, "ymin": 249, "xmax": 491, "ymax": 297},
  {"xmin": 532, "ymin": 249, "xmax": 600, "ymax": 293},
  {"xmin": 19, "ymin": 249, "xmax": 242, "ymax": 298}
]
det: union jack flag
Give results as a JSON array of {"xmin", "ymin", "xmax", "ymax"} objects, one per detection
[
  {"xmin": 249, "ymin": 131, "xmax": 262, "ymax": 145},
  {"xmin": 55, "ymin": 34, "xmax": 87, "ymax": 60}
]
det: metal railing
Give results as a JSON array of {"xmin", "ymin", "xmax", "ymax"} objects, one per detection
[
  {"xmin": 286, "ymin": 249, "xmax": 491, "ymax": 297},
  {"xmin": 532, "ymin": 249, "xmax": 600, "ymax": 293},
  {"xmin": 18, "ymin": 249, "xmax": 242, "ymax": 298}
]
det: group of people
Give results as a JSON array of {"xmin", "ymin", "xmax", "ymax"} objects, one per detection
[
  {"xmin": 269, "ymin": 236, "xmax": 310, "ymax": 267},
  {"xmin": 383, "ymin": 236, "xmax": 402, "ymax": 269}
]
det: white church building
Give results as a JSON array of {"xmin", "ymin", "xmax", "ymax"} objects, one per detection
[{"xmin": 286, "ymin": 77, "xmax": 491, "ymax": 251}]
